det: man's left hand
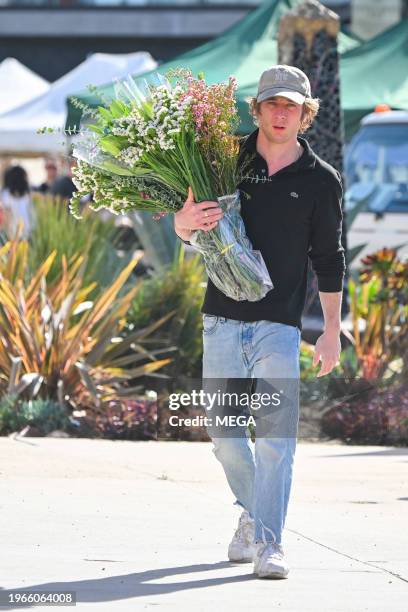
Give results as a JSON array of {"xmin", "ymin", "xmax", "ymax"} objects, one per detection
[{"xmin": 312, "ymin": 329, "xmax": 341, "ymax": 377}]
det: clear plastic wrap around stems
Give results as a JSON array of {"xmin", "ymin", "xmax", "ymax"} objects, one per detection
[{"xmin": 189, "ymin": 190, "xmax": 274, "ymax": 302}]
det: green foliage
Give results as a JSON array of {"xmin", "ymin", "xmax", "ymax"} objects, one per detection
[
  {"xmin": 299, "ymin": 340, "xmax": 317, "ymax": 382},
  {"xmin": 0, "ymin": 395, "xmax": 69, "ymax": 436},
  {"xmin": 29, "ymin": 194, "xmax": 131, "ymax": 293},
  {"xmin": 70, "ymin": 162, "xmax": 183, "ymax": 220},
  {"xmin": 0, "ymin": 233, "xmax": 170, "ymax": 410},
  {"xmin": 0, "ymin": 395, "xmax": 21, "ymax": 435},
  {"xmin": 126, "ymin": 245, "xmax": 206, "ymax": 378},
  {"xmin": 348, "ymin": 247, "xmax": 408, "ymax": 380},
  {"xmin": 19, "ymin": 398, "xmax": 70, "ymax": 434}
]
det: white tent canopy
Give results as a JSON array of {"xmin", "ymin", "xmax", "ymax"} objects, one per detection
[
  {"xmin": 0, "ymin": 52, "xmax": 157, "ymax": 155},
  {"xmin": 0, "ymin": 58, "xmax": 50, "ymax": 115}
]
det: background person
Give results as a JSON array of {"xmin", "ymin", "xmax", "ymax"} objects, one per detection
[
  {"xmin": 50, "ymin": 157, "xmax": 76, "ymax": 201},
  {"xmin": 34, "ymin": 157, "xmax": 58, "ymax": 195},
  {"xmin": 0, "ymin": 165, "xmax": 34, "ymax": 240}
]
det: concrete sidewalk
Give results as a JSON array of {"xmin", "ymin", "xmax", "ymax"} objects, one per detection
[{"xmin": 0, "ymin": 436, "xmax": 407, "ymax": 611}]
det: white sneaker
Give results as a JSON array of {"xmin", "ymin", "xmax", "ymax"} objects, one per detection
[
  {"xmin": 253, "ymin": 541, "xmax": 290, "ymax": 579},
  {"xmin": 228, "ymin": 510, "xmax": 256, "ymax": 563}
]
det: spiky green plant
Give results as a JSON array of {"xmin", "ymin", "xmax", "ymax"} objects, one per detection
[
  {"xmin": 126, "ymin": 245, "xmax": 206, "ymax": 379},
  {"xmin": 29, "ymin": 193, "xmax": 132, "ymax": 292},
  {"xmin": 0, "ymin": 231, "xmax": 171, "ymax": 409}
]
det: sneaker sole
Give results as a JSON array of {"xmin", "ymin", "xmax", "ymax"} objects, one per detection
[
  {"xmin": 254, "ymin": 569, "xmax": 289, "ymax": 579},
  {"xmin": 228, "ymin": 545, "xmax": 256, "ymax": 563},
  {"xmin": 228, "ymin": 556, "xmax": 253, "ymax": 563}
]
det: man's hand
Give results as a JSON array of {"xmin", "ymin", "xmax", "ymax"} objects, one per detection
[
  {"xmin": 314, "ymin": 290, "xmax": 343, "ymax": 377},
  {"xmin": 312, "ymin": 329, "xmax": 341, "ymax": 377},
  {"xmin": 174, "ymin": 186, "xmax": 223, "ymax": 241}
]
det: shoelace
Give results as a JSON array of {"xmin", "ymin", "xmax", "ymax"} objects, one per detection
[
  {"xmin": 257, "ymin": 541, "xmax": 284, "ymax": 560},
  {"xmin": 234, "ymin": 512, "xmax": 254, "ymax": 543}
]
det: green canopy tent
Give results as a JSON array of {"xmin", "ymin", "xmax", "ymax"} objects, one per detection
[
  {"xmin": 338, "ymin": 18, "xmax": 408, "ymax": 138},
  {"xmin": 65, "ymin": 0, "xmax": 360, "ymax": 135}
]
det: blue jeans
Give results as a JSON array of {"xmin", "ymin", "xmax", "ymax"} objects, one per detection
[{"xmin": 202, "ymin": 315, "xmax": 301, "ymax": 546}]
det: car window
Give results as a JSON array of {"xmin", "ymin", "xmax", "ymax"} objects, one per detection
[
  {"xmin": 346, "ymin": 124, "xmax": 408, "ymax": 188},
  {"xmin": 346, "ymin": 124, "xmax": 408, "ymax": 214}
]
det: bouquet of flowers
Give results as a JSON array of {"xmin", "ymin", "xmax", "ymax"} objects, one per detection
[{"xmin": 70, "ymin": 69, "xmax": 273, "ymax": 301}]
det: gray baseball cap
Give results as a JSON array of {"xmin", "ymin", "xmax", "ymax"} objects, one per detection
[{"xmin": 256, "ymin": 65, "xmax": 311, "ymax": 105}]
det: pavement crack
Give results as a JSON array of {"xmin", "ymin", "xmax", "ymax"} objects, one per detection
[{"xmin": 287, "ymin": 528, "xmax": 408, "ymax": 584}]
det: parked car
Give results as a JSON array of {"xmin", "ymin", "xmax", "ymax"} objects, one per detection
[{"xmin": 344, "ymin": 108, "xmax": 408, "ymax": 269}]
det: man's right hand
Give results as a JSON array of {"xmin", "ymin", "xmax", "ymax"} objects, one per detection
[{"xmin": 174, "ymin": 186, "xmax": 223, "ymax": 241}]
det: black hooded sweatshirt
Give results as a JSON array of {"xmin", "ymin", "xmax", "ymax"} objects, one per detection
[{"xmin": 196, "ymin": 128, "xmax": 346, "ymax": 331}]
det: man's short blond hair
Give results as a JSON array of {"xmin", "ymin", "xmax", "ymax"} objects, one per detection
[{"xmin": 248, "ymin": 96, "xmax": 320, "ymax": 134}]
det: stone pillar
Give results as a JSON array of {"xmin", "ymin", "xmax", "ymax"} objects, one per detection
[{"xmin": 278, "ymin": 0, "xmax": 349, "ymax": 318}]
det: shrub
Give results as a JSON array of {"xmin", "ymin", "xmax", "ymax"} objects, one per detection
[
  {"xmin": 94, "ymin": 397, "xmax": 158, "ymax": 440},
  {"xmin": 0, "ymin": 233, "xmax": 170, "ymax": 411},
  {"xmin": 321, "ymin": 382, "xmax": 408, "ymax": 445},
  {"xmin": 29, "ymin": 194, "xmax": 133, "ymax": 293},
  {"xmin": 126, "ymin": 245, "xmax": 206, "ymax": 380},
  {"xmin": 347, "ymin": 248, "xmax": 408, "ymax": 381},
  {"xmin": 0, "ymin": 395, "xmax": 70, "ymax": 436}
]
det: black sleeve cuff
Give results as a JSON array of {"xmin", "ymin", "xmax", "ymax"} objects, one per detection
[
  {"xmin": 317, "ymin": 275, "xmax": 344, "ymax": 292},
  {"xmin": 178, "ymin": 236, "xmax": 191, "ymax": 246}
]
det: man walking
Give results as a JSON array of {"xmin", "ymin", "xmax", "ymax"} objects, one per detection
[{"xmin": 174, "ymin": 65, "xmax": 346, "ymax": 579}]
